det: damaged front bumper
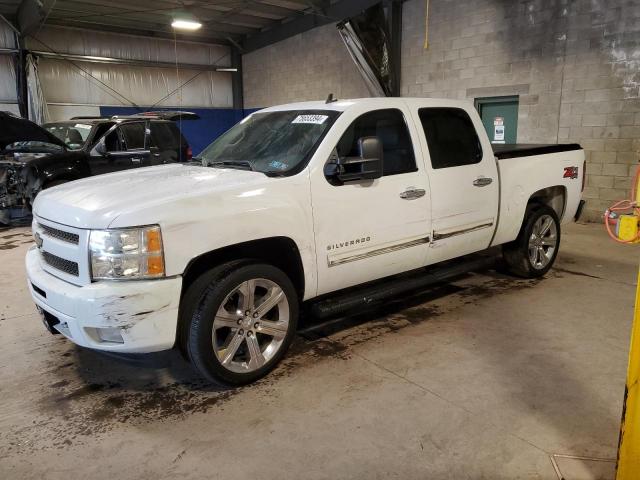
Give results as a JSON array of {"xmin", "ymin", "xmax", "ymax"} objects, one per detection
[{"xmin": 26, "ymin": 246, "xmax": 182, "ymax": 353}]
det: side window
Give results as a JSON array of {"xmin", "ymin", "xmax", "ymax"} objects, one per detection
[
  {"xmin": 89, "ymin": 122, "xmax": 114, "ymax": 149},
  {"xmin": 119, "ymin": 123, "xmax": 146, "ymax": 150},
  {"xmin": 336, "ymin": 108, "xmax": 417, "ymax": 176},
  {"xmin": 104, "ymin": 128, "xmax": 123, "ymax": 152},
  {"xmin": 150, "ymin": 122, "xmax": 179, "ymax": 150},
  {"xmin": 418, "ymin": 108, "xmax": 482, "ymax": 169}
]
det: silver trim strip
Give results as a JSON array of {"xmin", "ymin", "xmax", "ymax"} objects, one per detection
[
  {"xmin": 328, "ymin": 236, "xmax": 430, "ymax": 267},
  {"xmin": 432, "ymin": 222, "xmax": 494, "ymax": 241}
]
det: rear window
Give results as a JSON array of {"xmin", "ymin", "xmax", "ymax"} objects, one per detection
[
  {"xmin": 418, "ymin": 108, "xmax": 483, "ymax": 169},
  {"xmin": 150, "ymin": 122, "xmax": 180, "ymax": 149}
]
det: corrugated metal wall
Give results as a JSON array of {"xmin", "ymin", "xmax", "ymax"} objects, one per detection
[
  {"xmin": 0, "ymin": 22, "xmax": 18, "ymax": 114},
  {"xmin": 26, "ymin": 26, "xmax": 233, "ymax": 118}
]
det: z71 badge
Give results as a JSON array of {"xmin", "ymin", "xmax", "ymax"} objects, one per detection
[{"xmin": 563, "ymin": 166, "xmax": 579, "ymax": 179}]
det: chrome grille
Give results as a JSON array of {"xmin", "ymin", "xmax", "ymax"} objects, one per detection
[
  {"xmin": 41, "ymin": 251, "xmax": 79, "ymax": 276},
  {"xmin": 40, "ymin": 224, "xmax": 79, "ymax": 244}
]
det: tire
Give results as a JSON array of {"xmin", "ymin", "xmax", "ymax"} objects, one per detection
[
  {"xmin": 184, "ymin": 261, "xmax": 299, "ymax": 386},
  {"xmin": 502, "ymin": 203, "xmax": 561, "ymax": 278}
]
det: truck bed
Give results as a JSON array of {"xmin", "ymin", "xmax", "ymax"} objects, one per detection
[{"xmin": 492, "ymin": 143, "xmax": 582, "ymax": 160}]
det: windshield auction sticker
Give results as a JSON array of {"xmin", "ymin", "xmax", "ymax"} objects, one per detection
[{"xmin": 292, "ymin": 114, "xmax": 329, "ymax": 125}]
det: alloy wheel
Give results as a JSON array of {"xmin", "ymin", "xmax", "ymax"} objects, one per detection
[
  {"xmin": 528, "ymin": 214, "xmax": 558, "ymax": 270},
  {"xmin": 212, "ymin": 278, "xmax": 290, "ymax": 373}
]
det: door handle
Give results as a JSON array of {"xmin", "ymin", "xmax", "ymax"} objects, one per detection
[
  {"xmin": 400, "ymin": 188, "xmax": 426, "ymax": 200},
  {"xmin": 473, "ymin": 177, "xmax": 493, "ymax": 187}
]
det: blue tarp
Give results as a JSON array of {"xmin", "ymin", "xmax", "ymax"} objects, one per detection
[{"xmin": 99, "ymin": 106, "xmax": 260, "ymax": 155}]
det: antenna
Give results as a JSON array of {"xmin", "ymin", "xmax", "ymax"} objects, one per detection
[{"xmin": 326, "ymin": 93, "xmax": 338, "ymax": 104}]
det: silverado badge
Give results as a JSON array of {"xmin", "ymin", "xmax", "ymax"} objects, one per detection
[{"xmin": 327, "ymin": 236, "xmax": 371, "ymax": 251}]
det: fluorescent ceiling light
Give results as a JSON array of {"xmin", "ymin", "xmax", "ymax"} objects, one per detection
[
  {"xmin": 171, "ymin": 19, "xmax": 202, "ymax": 30},
  {"xmin": 215, "ymin": 67, "xmax": 238, "ymax": 72}
]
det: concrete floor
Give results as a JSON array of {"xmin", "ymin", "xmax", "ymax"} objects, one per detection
[{"xmin": 0, "ymin": 222, "xmax": 634, "ymax": 480}]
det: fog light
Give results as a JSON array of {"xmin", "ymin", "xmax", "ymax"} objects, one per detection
[{"xmin": 95, "ymin": 327, "xmax": 124, "ymax": 344}]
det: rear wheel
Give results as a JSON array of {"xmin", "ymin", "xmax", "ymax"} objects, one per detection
[
  {"xmin": 503, "ymin": 204, "xmax": 560, "ymax": 278},
  {"xmin": 185, "ymin": 261, "xmax": 298, "ymax": 386}
]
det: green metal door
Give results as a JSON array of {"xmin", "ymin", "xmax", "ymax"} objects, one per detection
[{"xmin": 475, "ymin": 96, "xmax": 519, "ymax": 145}]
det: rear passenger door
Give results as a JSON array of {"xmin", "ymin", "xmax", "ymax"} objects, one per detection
[
  {"xmin": 414, "ymin": 106, "xmax": 499, "ymax": 264},
  {"xmin": 311, "ymin": 104, "xmax": 431, "ymax": 296},
  {"xmin": 118, "ymin": 122, "xmax": 151, "ymax": 169},
  {"xmin": 149, "ymin": 121, "xmax": 181, "ymax": 165}
]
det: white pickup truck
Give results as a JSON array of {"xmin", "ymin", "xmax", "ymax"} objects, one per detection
[{"xmin": 26, "ymin": 98, "xmax": 585, "ymax": 385}]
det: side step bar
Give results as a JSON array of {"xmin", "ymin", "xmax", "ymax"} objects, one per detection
[{"xmin": 309, "ymin": 254, "xmax": 498, "ymax": 319}]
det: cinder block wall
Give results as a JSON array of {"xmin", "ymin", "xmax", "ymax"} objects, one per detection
[
  {"xmin": 402, "ymin": 0, "xmax": 640, "ymax": 222},
  {"xmin": 243, "ymin": 0, "xmax": 640, "ymax": 222},
  {"xmin": 243, "ymin": 23, "xmax": 370, "ymax": 108}
]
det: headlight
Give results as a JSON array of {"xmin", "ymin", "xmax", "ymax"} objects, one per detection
[{"xmin": 89, "ymin": 225, "xmax": 165, "ymax": 280}]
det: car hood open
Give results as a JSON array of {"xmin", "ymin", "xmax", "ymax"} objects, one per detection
[{"xmin": 0, "ymin": 112, "xmax": 68, "ymax": 150}]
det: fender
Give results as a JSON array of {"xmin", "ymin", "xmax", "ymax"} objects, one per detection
[{"xmin": 35, "ymin": 151, "xmax": 91, "ymax": 186}]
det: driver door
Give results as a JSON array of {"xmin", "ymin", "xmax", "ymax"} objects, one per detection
[
  {"xmin": 310, "ymin": 103, "xmax": 431, "ymax": 296},
  {"xmin": 89, "ymin": 122, "xmax": 150, "ymax": 175}
]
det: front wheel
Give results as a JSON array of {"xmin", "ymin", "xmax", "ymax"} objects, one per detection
[
  {"xmin": 185, "ymin": 262, "xmax": 298, "ymax": 386},
  {"xmin": 503, "ymin": 204, "xmax": 561, "ymax": 278}
]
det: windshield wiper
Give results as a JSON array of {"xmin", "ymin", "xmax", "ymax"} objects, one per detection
[{"xmin": 209, "ymin": 160, "xmax": 254, "ymax": 171}]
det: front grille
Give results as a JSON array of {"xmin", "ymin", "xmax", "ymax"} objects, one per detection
[
  {"xmin": 41, "ymin": 251, "xmax": 79, "ymax": 276},
  {"xmin": 40, "ymin": 224, "xmax": 79, "ymax": 244}
]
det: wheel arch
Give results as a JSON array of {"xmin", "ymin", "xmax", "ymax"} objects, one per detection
[
  {"xmin": 527, "ymin": 185, "xmax": 567, "ymax": 220},
  {"xmin": 181, "ymin": 236, "xmax": 306, "ymax": 301}
]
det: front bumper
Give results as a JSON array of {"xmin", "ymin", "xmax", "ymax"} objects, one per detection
[{"xmin": 26, "ymin": 246, "xmax": 182, "ymax": 353}]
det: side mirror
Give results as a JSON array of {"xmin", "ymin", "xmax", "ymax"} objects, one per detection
[{"xmin": 324, "ymin": 136, "xmax": 383, "ymax": 184}]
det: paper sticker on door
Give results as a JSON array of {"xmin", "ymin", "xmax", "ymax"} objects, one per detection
[{"xmin": 493, "ymin": 125, "xmax": 505, "ymax": 144}]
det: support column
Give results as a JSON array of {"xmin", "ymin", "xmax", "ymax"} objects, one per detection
[
  {"xmin": 231, "ymin": 46, "xmax": 244, "ymax": 112},
  {"xmin": 386, "ymin": 0, "xmax": 402, "ymax": 97},
  {"xmin": 14, "ymin": 33, "xmax": 28, "ymax": 118}
]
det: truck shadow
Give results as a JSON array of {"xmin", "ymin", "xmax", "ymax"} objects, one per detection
[{"xmin": 22, "ymin": 260, "xmax": 621, "ymax": 462}]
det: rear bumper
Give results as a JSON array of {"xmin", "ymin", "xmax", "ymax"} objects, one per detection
[{"xmin": 25, "ymin": 246, "xmax": 182, "ymax": 353}]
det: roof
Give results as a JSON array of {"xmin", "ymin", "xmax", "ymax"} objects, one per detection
[
  {"xmin": 259, "ymin": 97, "xmax": 476, "ymax": 113},
  {"xmin": 0, "ymin": 0, "xmax": 334, "ymax": 47}
]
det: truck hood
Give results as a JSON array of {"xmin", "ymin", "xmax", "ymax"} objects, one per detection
[
  {"xmin": 0, "ymin": 111, "xmax": 68, "ymax": 150},
  {"xmin": 33, "ymin": 164, "xmax": 270, "ymax": 229}
]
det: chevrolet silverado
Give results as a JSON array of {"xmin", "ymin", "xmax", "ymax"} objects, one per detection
[{"xmin": 25, "ymin": 98, "xmax": 585, "ymax": 385}]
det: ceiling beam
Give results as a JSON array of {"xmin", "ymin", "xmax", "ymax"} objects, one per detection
[
  {"xmin": 242, "ymin": 0, "xmax": 382, "ymax": 53},
  {"xmin": 242, "ymin": 1, "xmax": 304, "ymax": 19},
  {"xmin": 32, "ymin": 50, "xmax": 232, "ymax": 71},
  {"xmin": 43, "ymin": 18, "xmax": 233, "ymax": 45},
  {"xmin": 46, "ymin": 9, "xmax": 258, "ymax": 35}
]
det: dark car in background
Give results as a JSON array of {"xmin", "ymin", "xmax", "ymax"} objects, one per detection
[{"xmin": 0, "ymin": 111, "xmax": 197, "ymax": 224}]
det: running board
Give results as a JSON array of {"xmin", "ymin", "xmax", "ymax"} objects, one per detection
[{"xmin": 309, "ymin": 254, "xmax": 498, "ymax": 319}]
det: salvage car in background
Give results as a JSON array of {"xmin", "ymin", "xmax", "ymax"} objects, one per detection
[{"xmin": 0, "ymin": 111, "xmax": 196, "ymax": 224}]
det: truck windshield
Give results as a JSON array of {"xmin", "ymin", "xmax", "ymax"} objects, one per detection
[{"xmin": 198, "ymin": 110, "xmax": 339, "ymax": 175}]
